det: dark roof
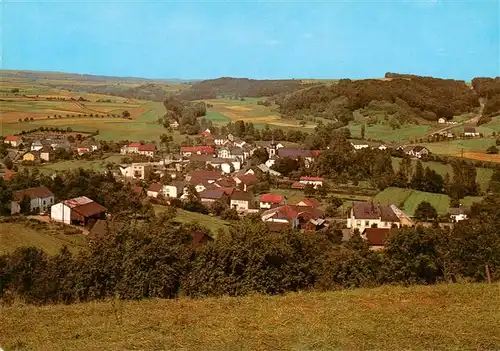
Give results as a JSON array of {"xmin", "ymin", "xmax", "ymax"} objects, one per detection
[
  {"xmin": 449, "ymin": 207, "xmax": 466, "ymax": 215},
  {"xmin": 352, "ymin": 202, "xmax": 400, "ymax": 222},
  {"xmin": 277, "ymin": 148, "xmax": 311, "ymax": 158},
  {"xmin": 237, "ymin": 173, "xmax": 258, "ymax": 185},
  {"xmin": 231, "ymin": 190, "xmax": 253, "ymax": 202},
  {"xmin": 188, "ymin": 171, "xmax": 221, "ymax": 181},
  {"xmin": 169, "ymin": 181, "xmax": 188, "ymax": 193},
  {"xmin": 40, "ymin": 145, "xmax": 53, "ymax": 153},
  {"xmin": 363, "ymin": 228, "xmax": 391, "ymax": 246},
  {"xmin": 71, "ymin": 201, "xmax": 107, "ymax": 218},
  {"xmin": 412, "ymin": 146, "xmax": 428, "ymax": 153},
  {"xmin": 199, "ymin": 189, "xmax": 226, "ymax": 200},
  {"xmin": 190, "ymin": 231, "xmax": 214, "ymax": 249},
  {"xmin": 148, "ymin": 182, "xmax": 163, "ymax": 192},
  {"xmin": 464, "ymin": 126, "xmax": 476, "ymax": 133},
  {"xmin": 230, "ymin": 147, "xmax": 244, "ymax": 155},
  {"xmin": 190, "ymin": 154, "xmax": 214, "ymax": 162},
  {"xmin": 13, "ymin": 186, "xmax": 54, "ymax": 201}
]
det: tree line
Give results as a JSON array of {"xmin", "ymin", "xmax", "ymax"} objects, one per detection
[{"xmin": 1, "ymin": 194, "xmax": 499, "ymax": 305}]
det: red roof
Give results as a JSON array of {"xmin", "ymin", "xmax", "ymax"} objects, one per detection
[
  {"xmin": 237, "ymin": 173, "xmax": 258, "ymax": 185},
  {"xmin": 138, "ymin": 144, "xmax": 156, "ymax": 152},
  {"xmin": 128, "ymin": 142, "xmax": 141, "ymax": 147},
  {"xmin": 5, "ymin": 135, "xmax": 20, "ymax": 141},
  {"xmin": 311, "ymin": 150, "xmax": 322, "ymax": 157},
  {"xmin": 291, "ymin": 181, "xmax": 306, "ymax": 189},
  {"xmin": 189, "ymin": 170, "xmax": 221, "ymax": 181},
  {"xmin": 180, "ymin": 146, "xmax": 215, "ymax": 154},
  {"xmin": 297, "ymin": 198, "xmax": 322, "ymax": 208},
  {"xmin": 260, "ymin": 193, "xmax": 285, "ymax": 204},
  {"xmin": 300, "ymin": 176, "xmax": 324, "ymax": 182},
  {"xmin": 363, "ymin": 228, "xmax": 392, "ymax": 246}
]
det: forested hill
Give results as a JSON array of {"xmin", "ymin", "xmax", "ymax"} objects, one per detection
[
  {"xmin": 177, "ymin": 77, "xmax": 312, "ymax": 100},
  {"xmin": 472, "ymin": 77, "xmax": 500, "ymax": 120},
  {"xmin": 279, "ymin": 74, "xmax": 481, "ymax": 123}
]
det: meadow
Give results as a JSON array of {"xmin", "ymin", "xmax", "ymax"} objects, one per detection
[
  {"xmin": 419, "ymin": 138, "xmax": 498, "ymax": 158},
  {"xmin": 153, "ymin": 205, "xmax": 231, "ymax": 236},
  {"xmin": 0, "ymin": 220, "xmax": 88, "ymax": 255},
  {"xmin": 374, "ymin": 187, "xmax": 483, "ymax": 216},
  {"xmin": 1, "ymin": 283, "xmax": 498, "ymax": 350},
  {"xmin": 349, "ymin": 122, "xmax": 432, "ymax": 143},
  {"xmin": 391, "ymin": 157, "xmax": 494, "ymax": 192}
]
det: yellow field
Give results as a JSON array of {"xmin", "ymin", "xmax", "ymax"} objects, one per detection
[
  {"xmin": 456, "ymin": 152, "xmax": 500, "ymax": 163},
  {"xmin": 226, "ymin": 105, "xmax": 252, "ymax": 112}
]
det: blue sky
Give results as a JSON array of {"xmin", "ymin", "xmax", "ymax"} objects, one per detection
[{"xmin": 2, "ymin": 0, "xmax": 498, "ymax": 80}]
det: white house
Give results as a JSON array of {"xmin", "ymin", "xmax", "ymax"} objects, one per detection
[
  {"xmin": 438, "ymin": 117, "xmax": 446, "ymax": 124},
  {"xmin": 163, "ymin": 181, "xmax": 188, "ymax": 199},
  {"xmin": 31, "ymin": 140, "xmax": 44, "ymax": 151},
  {"xmin": 403, "ymin": 146, "xmax": 430, "ymax": 159},
  {"xmin": 299, "ymin": 176, "xmax": 324, "ymax": 189},
  {"xmin": 449, "ymin": 208, "xmax": 468, "ymax": 222},
  {"xmin": 463, "ymin": 126, "xmax": 480, "ymax": 137},
  {"xmin": 230, "ymin": 190, "xmax": 253, "ymax": 212},
  {"xmin": 259, "ymin": 193, "xmax": 286, "ymax": 209},
  {"xmin": 218, "ymin": 148, "xmax": 231, "ymax": 159},
  {"xmin": 147, "ymin": 182, "xmax": 164, "ymax": 198},
  {"xmin": 347, "ymin": 202, "xmax": 401, "ymax": 233},
  {"xmin": 261, "ymin": 205, "xmax": 299, "ymax": 229},
  {"xmin": 11, "ymin": 186, "xmax": 54, "ymax": 214},
  {"xmin": 351, "ymin": 141, "xmax": 369, "ymax": 150},
  {"xmin": 3, "ymin": 135, "xmax": 21, "ymax": 147},
  {"xmin": 51, "ymin": 196, "xmax": 107, "ymax": 226}
]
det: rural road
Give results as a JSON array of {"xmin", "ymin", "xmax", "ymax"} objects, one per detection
[{"xmin": 428, "ymin": 98, "xmax": 485, "ymax": 136}]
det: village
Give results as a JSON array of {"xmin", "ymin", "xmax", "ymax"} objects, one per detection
[{"xmin": 2, "ymin": 126, "xmax": 475, "ymax": 250}]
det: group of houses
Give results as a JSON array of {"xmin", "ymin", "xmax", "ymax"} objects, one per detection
[
  {"xmin": 9, "ymin": 186, "xmax": 107, "ymax": 226},
  {"xmin": 3, "ymin": 134, "xmax": 101, "ymax": 162}
]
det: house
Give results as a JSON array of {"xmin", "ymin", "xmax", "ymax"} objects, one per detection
[
  {"xmin": 299, "ymin": 176, "xmax": 324, "ymax": 188},
  {"xmin": 120, "ymin": 142, "xmax": 141, "ymax": 154},
  {"xmin": 76, "ymin": 146, "xmax": 91, "ymax": 155},
  {"xmin": 180, "ymin": 145, "xmax": 215, "ymax": 157},
  {"xmin": 51, "ymin": 196, "xmax": 107, "ymax": 226},
  {"xmin": 198, "ymin": 189, "xmax": 228, "ymax": 204},
  {"xmin": 218, "ymin": 147, "xmax": 231, "ymax": 159},
  {"xmin": 39, "ymin": 146, "xmax": 53, "ymax": 162},
  {"xmin": 261, "ymin": 205, "xmax": 299, "ymax": 230},
  {"xmin": 463, "ymin": 126, "xmax": 480, "ymax": 137},
  {"xmin": 234, "ymin": 173, "xmax": 258, "ymax": 191},
  {"xmin": 30, "ymin": 140, "xmax": 44, "ymax": 151},
  {"xmin": 296, "ymin": 198, "xmax": 321, "ymax": 208},
  {"xmin": 162, "ymin": 181, "xmax": 187, "ymax": 199},
  {"xmin": 351, "ymin": 141, "xmax": 369, "ymax": 150},
  {"xmin": 259, "ymin": 193, "xmax": 286, "ymax": 209},
  {"xmin": 291, "ymin": 181, "xmax": 306, "ymax": 190},
  {"xmin": 213, "ymin": 135, "xmax": 227, "ymax": 146},
  {"xmin": 200, "ymin": 128, "xmax": 212, "ymax": 137},
  {"xmin": 186, "ymin": 170, "xmax": 221, "ymax": 184},
  {"xmin": 361, "ymin": 228, "xmax": 392, "ymax": 249},
  {"xmin": 190, "ymin": 231, "xmax": 214, "ymax": 249},
  {"xmin": 230, "ymin": 190, "xmax": 253, "ymax": 212},
  {"xmin": 49, "ymin": 139, "xmax": 71, "ymax": 151},
  {"xmin": 438, "ymin": 117, "xmax": 446, "ymax": 124},
  {"xmin": 147, "ymin": 182, "xmax": 164, "ymax": 198},
  {"xmin": 372, "ymin": 143, "xmax": 387, "ymax": 151},
  {"xmin": 209, "ymin": 158, "xmax": 236, "ymax": 174},
  {"xmin": 4, "ymin": 135, "xmax": 21, "ymax": 147},
  {"xmin": 22, "ymin": 150, "xmax": 39, "ymax": 162},
  {"xmin": 295, "ymin": 206, "xmax": 325, "ymax": 231},
  {"xmin": 449, "ymin": 207, "xmax": 468, "ymax": 222},
  {"xmin": 119, "ymin": 163, "xmax": 152, "ymax": 180},
  {"xmin": 11, "ymin": 186, "xmax": 54, "ymax": 214},
  {"xmin": 403, "ymin": 146, "xmax": 430, "ymax": 159},
  {"xmin": 256, "ymin": 164, "xmax": 281, "ymax": 177},
  {"xmin": 347, "ymin": 202, "xmax": 401, "ymax": 233},
  {"xmin": 230, "ymin": 147, "xmax": 245, "ymax": 162},
  {"xmin": 81, "ymin": 139, "xmax": 100, "ymax": 152},
  {"xmin": 138, "ymin": 144, "xmax": 156, "ymax": 158},
  {"xmin": 169, "ymin": 120, "xmax": 179, "ymax": 129}
]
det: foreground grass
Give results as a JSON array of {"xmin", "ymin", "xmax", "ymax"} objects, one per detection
[{"xmin": 1, "ymin": 283, "xmax": 499, "ymax": 350}]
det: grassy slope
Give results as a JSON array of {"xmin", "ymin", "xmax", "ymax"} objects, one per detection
[
  {"xmin": 0, "ymin": 222, "xmax": 87, "ymax": 255},
  {"xmin": 391, "ymin": 157, "xmax": 493, "ymax": 192},
  {"xmin": 2, "ymin": 284, "xmax": 499, "ymax": 350},
  {"xmin": 153, "ymin": 205, "xmax": 231, "ymax": 236},
  {"xmin": 374, "ymin": 187, "xmax": 483, "ymax": 216}
]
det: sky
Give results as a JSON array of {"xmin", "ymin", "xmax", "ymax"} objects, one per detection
[{"xmin": 2, "ymin": 0, "xmax": 499, "ymax": 80}]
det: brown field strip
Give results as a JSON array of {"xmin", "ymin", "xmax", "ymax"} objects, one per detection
[{"xmin": 456, "ymin": 152, "xmax": 500, "ymax": 163}]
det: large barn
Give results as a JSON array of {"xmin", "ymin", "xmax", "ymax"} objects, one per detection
[{"xmin": 50, "ymin": 196, "xmax": 107, "ymax": 226}]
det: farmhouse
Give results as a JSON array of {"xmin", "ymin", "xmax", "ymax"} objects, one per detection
[
  {"xmin": 180, "ymin": 145, "xmax": 215, "ymax": 157},
  {"xmin": 120, "ymin": 143, "xmax": 156, "ymax": 157},
  {"xmin": 261, "ymin": 205, "xmax": 299, "ymax": 230},
  {"xmin": 40, "ymin": 146, "xmax": 53, "ymax": 162},
  {"xmin": 198, "ymin": 189, "xmax": 228, "ymax": 204},
  {"xmin": 296, "ymin": 198, "xmax": 321, "ymax": 208},
  {"xmin": 463, "ymin": 126, "xmax": 480, "ymax": 137},
  {"xmin": 230, "ymin": 190, "xmax": 253, "ymax": 212},
  {"xmin": 347, "ymin": 202, "xmax": 401, "ymax": 233},
  {"xmin": 4, "ymin": 135, "xmax": 22, "ymax": 147},
  {"xmin": 30, "ymin": 140, "xmax": 45, "ymax": 151},
  {"xmin": 299, "ymin": 176, "xmax": 324, "ymax": 188},
  {"xmin": 259, "ymin": 193, "xmax": 287, "ymax": 209},
  {"xmin": 449, "ymin": 207, "xmax": 468, "ymax": 222},
  {"xmin": 403, "ymin": 146, "xmax": 430, "ymax": 159},
  {"xmin": 234, "ymin": 173, "xmax": 258, "ymax": 191},
  {"xmin": 147, "ymin": 182, "xmax": 164, "ymax": 198},
  {"xmin": 438, "ymin": 117, "xmax": 446, "ymax": 124},
  {"xmin": 11, "ymin": 186, "xmax": 54, "ymax": 214},
  {"xmin": 169, "ymin": 120, "xmax": 179, "ymax": 129},
  {"xmin": 351, "ymin": 141, "xmax": 369, "ymax": 150},
  {"xmin": 76, "ymin": 146, "xmax": 92, "ymax": 155},
  {"xmin": 22, "ymin": 150, "xmax": 39, "ymax": 162},
  {"xmin": 51, "ymin": 196, "xmax": 107, "ymax": 226}
]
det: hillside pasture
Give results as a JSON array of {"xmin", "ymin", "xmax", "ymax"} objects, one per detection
[
  {"xmin": 420, "ymin": 138, "xmax": 497, "ymax": 156},
  {"xmin": 391, "ymin": 158, "xmax": 494, "ymax": 192},
  {"xmin": 348, "ymin": 123, "xmax": 431, "ymax": 143},
  {"xmin": 2, "ymin": 284, "xmax": 499, "ymax": 350},
  {"xmin": 374, "ymin": 187, "xmax": 484, "ymax": 216}
]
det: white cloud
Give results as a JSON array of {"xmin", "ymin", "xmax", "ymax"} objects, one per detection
[{"xmin": 265, "ymin": 39, "xmax": 279, "ymax": 46}]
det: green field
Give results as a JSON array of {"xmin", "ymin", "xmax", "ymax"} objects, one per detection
[
  {"xmin": 153, "ymin": 206, "xmax": 231, "ymax": 236},
  {"xmin": 374, "ymin": 187, "xmax": 483, "ymax": 216},
  {"xmin": 24, "ymin": 154, "xmax": 124, "ymax": 173},
  {"xmin": 420, "ymin": 138, "xmax": 497, "ymax": 156},
  {"xmin": 348, "ymin": 123, "xmax": 431, "ymax": 143},
  {"xmin": 2, "ymin": 283, "xmax": 499, "ymax": 350},
  {"xmin": 0, "ymin": 221, "xmax": 88, "ymax": 255},
  {"xmin": 391, "ymin": 157, "xmax": 494, "ymax": 192},
  {"xmin": 203, "ymin": 111, "xmax": 231, "ymax": 124}
]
